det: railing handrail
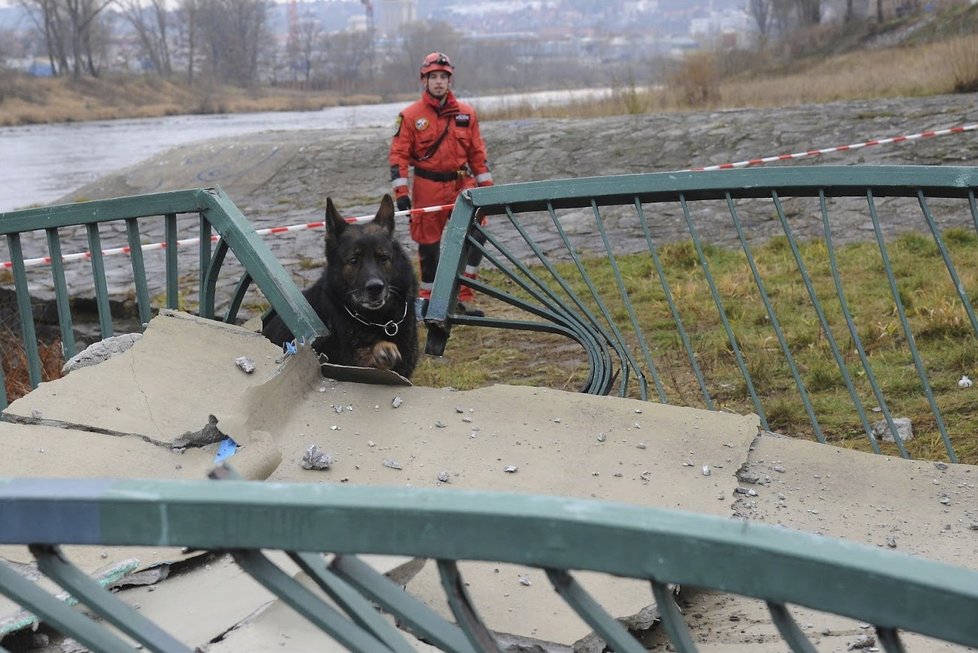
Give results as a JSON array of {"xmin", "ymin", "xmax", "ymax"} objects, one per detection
[
  {"xmin": 2, "ymin": 477, "xmax": 977, "ymax": 649},
  {"xmin": 1, "ymin": 187, "xmax": 327, "ymax": 409}
]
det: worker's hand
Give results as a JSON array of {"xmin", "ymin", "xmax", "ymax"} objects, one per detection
[{"xmin": 396, "ymin": 196, "xmax": 412, "ymax": 212}]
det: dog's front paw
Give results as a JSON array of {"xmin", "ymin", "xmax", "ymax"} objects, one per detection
[{"xmin": 361, "ymin": 341, "xmax": 402, "ymax": 370}]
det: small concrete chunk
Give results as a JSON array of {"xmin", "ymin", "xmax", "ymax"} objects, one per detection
[{"xmin": 62, "ymin": 333, "xmax": 143, "ymax": 373}]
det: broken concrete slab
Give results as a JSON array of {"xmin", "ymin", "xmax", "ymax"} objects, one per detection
[
  {"xmin": 239, "ymin": 359, "xmax": 758, "ymax": 647},
  {"xmin": 4, "ymin": 310, "xmax": 975, "ymax": 651},
  {"xmin": 735, "ymin": 431, "xmax": 978, "ymax": 565},
  {"xmin": 2, "ymin": 310, "xmax": 282, "ymax": 446},
  {"xmin": 0, "ymin": 419, "xmax": 218, "ymax": 621},
  {"xmin": 670, "ymin": 432, "xmax": 978, "ymax": 652}
]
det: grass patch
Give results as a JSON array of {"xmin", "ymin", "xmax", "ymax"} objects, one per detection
[{"xmin": 412, "ymin": 232, "xmax": 978, "ymax": 464}]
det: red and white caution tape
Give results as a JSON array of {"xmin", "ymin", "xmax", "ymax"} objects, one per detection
[
  {"xmin": 2, "ymin": 203, "xmax": 454, "ymax": 270},
  {"xmin": 688, "ymin": 122, "xmax": 978, "ymax": 171},
  {"xmin": 3, "ymin": 121, "xmax": 976, "ymax": 271}
]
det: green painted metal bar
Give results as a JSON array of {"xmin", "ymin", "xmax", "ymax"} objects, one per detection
[
  {"xmin": 84, "ymin": 223, "xmax": 114, "ymax": 339},
  {"xmin": 589, "ymin": 199, "xmax": 666, "ymax": 400},
  {"xmin": 635, "ymin": 199, "xmax": 714, "ymax": 408},
  {"xmin": 680, "ymin": 194, "xmax": 768, "ymax": 428},
  {"xmin": 330, "ymin": 555, "xmax": 478, "ymax": 653},
  {"xmin": 230, "ymin": 548, "xmax": 395, "ymax": 652},
  {"xmin": 918, "ymin": 192, "xmax": 978, "ymax": 342},
  {"xmin": 766, "ymin": 602, "xmax": 818, "ymax": 653},
  {"xmin": 196, "ymin": 188, "xmax": 327, "ymax": 346},
  {"xmin": 649, "ymin": 580, "xmax": 697, "ymax": 653},
  {"xmin": 877, "ymin": 626, "xmax": 908, "ymax": 653},
  {"xmin": 461, "ymin": 226, "xmax": 614, "ymax": 393},
  {"xmin": 483, "ymin": 210, "xmax": 617, "ymax": 391},
  {"xmin": 198, "ymin": 215, "xmax": 212, "ymax": 315},
  {"xmin": 3, "ymin": 479, "xmax": 978, "ymax": 647},
  {"xmin": 866, "ymin": 190, "xmax": 954, "ymax": 461},
  {"xmin": 45, "ymin": 227, "xmax": 77, "ymax": 361},
  {"xmin": 125, "ymin": 217, "xmax": 153, "ymax": 327},
  {"xmin": 7, "ymin": 234, "xmax": 43, "ymax": 389},
  {"xmin": 164, "ymin": 212, "xmax": 179, "ymax": 309},
  {"xmin": 541, "ymin": 202, "xmax": 641, "ymax": 398},
  {"xmin": 426, "ymin": 191, "xmax": 478, "ymax": 326},
  {"xmin": 0, "ymin": 188, "xmax": 327, "ymax": 414},
  {"xmin": 30, "ymin": 544, "xmax": 190, "ymax": 653},
  {"xmin": 917, "ymin": 193, "xmax": 978, "ymax": 336},
  {"xmin": 592, "ymin": 199, "xmax": 668, "ymax": 403},
  {"xmin": 0, "ymin": 555, "xmax": 137, "ymax": 653},
  {"xmin": 437, "ymin": 560, "xmax": 503, "ymax": 653},
  {"xmin": 971, "ymin": 190, "xmax": 978, "ymax": 232},
  {"xmin": 546, "ymin": 569, "xmax": 647, "ymax": 653},
  {"xmin": 0, "ymin": 190, "xmax": 205, "ymax": 233},
  {"xmin": 224, "ymin": 271, "xmax": 253, "ymax": 324},
  {"xmin": 0, "ymin": 348, "xmax": 6, "ymax": 409},
  {"xmin": 199, "ymin": 237, "xmax": 228, "ymax": 320},
  {"xmin": 726, "ymin": 194, "xmax": 825, "ymax": 443},
  {"xmin": 288, "ymin": 552, "xmax": 417, "ymax": 653},
  {"xmin": 460, "ymin": 166, "xmax": 978, "ymax": 211},
  {"xmin": 771, "ymin": 192, "xmax": 879, "ymax": 453},
  {"xmin": 820, "ymin": 191, "xmax": 907, "ymax": 457}
]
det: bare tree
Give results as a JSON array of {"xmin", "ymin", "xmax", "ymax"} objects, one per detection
[
  {"xmin": 293, "ymin": 14, "xmax": 325, "ymax": 86},
  {"xmin": 388, "ymin": 21, "xmax": 460, "ymax": 92},
  {"xmin": 118, "ymin": 0, "xmax": 172, "ymax": 75},
  {"xmin": 794, "ymin": 0, "xmax": 821, "ymax": 26},
  {"xmin": 18, "ymin": 0, "xmax": 68, "ymax": 75},
  {"xmin": 748, "ymin": 0, "xmax": 771, "ymax": 45},
  {"xmin": 326, "ymin": 30, "xmax": 374, "ymax": 90},
  {"xmin": 65, "ymin": 0, "xmax": 114, "ymax": 78},
  {"xmin": 18, "ymin": 0, "xmax": 112, "ymax": 78},
  {"xmin": 196, "ymin": 0, "xmax": 271, "ymax": 87},
  {"xmin": 770, "ymin": 0, "xmax": 796, "ymax": 35},
  {"xmin": 175, "ymin": 0, "xmax": 200, "ymax": 85}
]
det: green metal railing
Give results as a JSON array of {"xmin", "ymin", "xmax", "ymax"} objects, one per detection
[
  {"xmin": 0, "ymin": 187, "xmax": 327, "ymax": 409},
  {"xmin": 1, "ymin": 476, "xmax": 977, "ymax": 652},
  {"xmin": 425, "ymin": 166, "xmax": 978, "ymax": 462}
]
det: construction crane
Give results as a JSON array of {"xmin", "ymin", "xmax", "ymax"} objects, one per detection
[
  {"xmin": 362, "ymin": 0, "xmax": 375, "ymax": 77},
  {"xmin": 287, "ymin": 0, "xmax": 300, "ymax": 57}
]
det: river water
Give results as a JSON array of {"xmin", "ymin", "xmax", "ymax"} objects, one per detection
[{"xmin": 0, "ymin": 88, "xmax": 611, "ymax": 213}]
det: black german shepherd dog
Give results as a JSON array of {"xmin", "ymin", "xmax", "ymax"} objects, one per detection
[{"xmin": 262, "ymin": 195, "xmax": 419, "ymax": 378}]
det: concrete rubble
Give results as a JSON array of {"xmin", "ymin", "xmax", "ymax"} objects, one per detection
[{"xmin": 1, "ymin": 310, "xmax": 976, "ymax": 652}]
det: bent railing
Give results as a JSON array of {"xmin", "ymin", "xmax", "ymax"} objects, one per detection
[
  {"xmin": 1, "ymin": 476, "xmax": 977, "ymax": 652},
  {"xmin": 424, "ymin": 166, "xmax": 978, "ymax": 462},
  {"xmin": 0, "ymin": 187, "xmax": 327, "ymax": 409}
]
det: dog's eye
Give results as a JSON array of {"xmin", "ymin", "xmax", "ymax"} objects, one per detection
[
  {"xmin": 348, "ymin": 255, "xmax": 359, "ymax": 265},
  {"xmin": 378, "ymin": 254, "xmax": 391, "ymax": 264}
]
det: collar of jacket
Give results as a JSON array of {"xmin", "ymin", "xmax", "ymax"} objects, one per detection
[{"xmin": 423, "ymin": 90, "xmax": 460, "ymax": 117}]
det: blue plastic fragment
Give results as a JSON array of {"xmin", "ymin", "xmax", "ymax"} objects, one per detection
[{"xmin": 214, "ymin": 437, "xmax": 239, "ymax": 463}]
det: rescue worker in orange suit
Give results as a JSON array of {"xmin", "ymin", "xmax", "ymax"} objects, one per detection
[{"xmin": 388, "ymin": 51, "xmax": 493, "ymax": 317}]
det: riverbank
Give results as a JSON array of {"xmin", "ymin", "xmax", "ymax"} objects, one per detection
[{"xmin": 61, "ymin": 91, "xmax": 978, "ymax": 262}]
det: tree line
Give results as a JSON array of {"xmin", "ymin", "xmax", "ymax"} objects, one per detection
[
  {"xmin": 14, "ymin": 0, "xmax": 278, "ymax": 87},
  {"xmin": 4, "ymin": 0, "xmax": 947, "ymax": 94}
]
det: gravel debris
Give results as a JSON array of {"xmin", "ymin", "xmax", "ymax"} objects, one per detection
[{"xmin": 301, "ymin": 445, "xmax": 333, "ymax": 470}]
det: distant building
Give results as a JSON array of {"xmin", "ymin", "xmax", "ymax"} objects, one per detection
[{"xmin": 377, "ymin": 0, "xmax": 416, "ymax": 36}]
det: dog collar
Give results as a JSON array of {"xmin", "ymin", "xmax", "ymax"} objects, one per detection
[{"xmin": 344, "ymin": 301, "xmax": 409, "ymax": 337}]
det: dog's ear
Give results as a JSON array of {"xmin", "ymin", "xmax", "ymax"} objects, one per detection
[
  {"xmin": 373, "ymin": 194, "xmax": 396, "ymax": 235},
  {"xmin": 324, "ymin": 197, "xmax": 348, "ymax": 244}
]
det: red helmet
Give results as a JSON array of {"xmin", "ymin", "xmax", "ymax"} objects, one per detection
[{"xmin": 420, "ymin": 52, "xmax": 454, "ymax": 79}]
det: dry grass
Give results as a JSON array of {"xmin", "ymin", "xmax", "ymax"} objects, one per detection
[
  {"xmin": 1, "ymin": 329, "xmax": 64, "ymax": 404},
  {"xmin": 0, "ymin": 73, "xmax": 385, "ymax": 127}
]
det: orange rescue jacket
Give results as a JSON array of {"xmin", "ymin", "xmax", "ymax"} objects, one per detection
[{"xmin": 389, "ymin": 90, "xmax": 493, "ymax": 199}]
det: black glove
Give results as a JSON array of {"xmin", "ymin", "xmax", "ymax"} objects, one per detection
[{"xmin": 396, "ymin": 196, "xmax": 412, "ymax": 212}]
